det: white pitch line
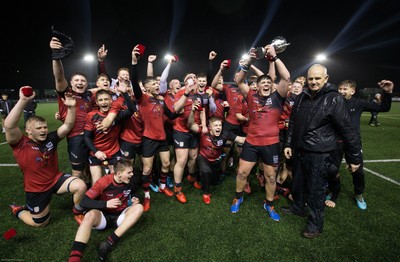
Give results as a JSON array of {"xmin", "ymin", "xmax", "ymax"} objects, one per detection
[
  {"xmin": 364, "ymin": 167, "xmax": 400, "ymax": 186},
  {"xmin": 0, "ymin": 163, "xmax": 18, "ymax": 166},
  {"xmin": 364, "ymin": 159, "xmax": 400, "ymax": 163},
  {"xmin": 0, "ymin": 142, "xmax": 8, "ymax": 145}
]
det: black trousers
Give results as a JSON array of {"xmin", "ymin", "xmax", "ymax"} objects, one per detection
[
  {"xmin": 291, "ymin": 150, "xmax": 338, "ymax": 233},
  {"xmin": 328, "ymin": 142, "xmax": 365, "ymax": 201},
  {"xmin": 196, "ymin": 155, "xmax": 222, "ymax": 194}
]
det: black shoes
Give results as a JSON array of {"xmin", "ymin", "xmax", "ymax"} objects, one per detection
[
  {"xmin": 98, "ymin": 241, "xmax": 112, "ymax": 261},
  {"xmin": 302, "ymin": 229, "xmax": 320, "ymax": 239}
]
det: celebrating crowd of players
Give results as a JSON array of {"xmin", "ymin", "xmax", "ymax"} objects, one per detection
[{"xmin": 4, "ymin": 30, "xmax": 393, "ymax": 260}]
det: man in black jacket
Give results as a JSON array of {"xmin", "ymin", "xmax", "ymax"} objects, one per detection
[{"xmin": 281, "ymin": 64, "xmax": 362, "ymax": 239}]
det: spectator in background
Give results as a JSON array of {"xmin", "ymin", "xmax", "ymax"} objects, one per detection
[
  {"xmin": 368, "ymin": 93, "xmax": 382, "ymax": 126},
  {"xmin": 1, "ymin": 92, "xmax": 15, "ymax": 133}
]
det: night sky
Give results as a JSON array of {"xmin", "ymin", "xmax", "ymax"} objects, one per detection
[{"xmin": 2, "ymin": 0, "xmax": 399, "ymax": 96}]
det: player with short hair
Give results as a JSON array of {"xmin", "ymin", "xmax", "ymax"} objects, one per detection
[
  {"xmin": 6, "ymin": 86, "xmax": 87, "ymax": 227},
  {"xmin": 68, "ymin": 159, "xmax": 143, "ymax": 262}
]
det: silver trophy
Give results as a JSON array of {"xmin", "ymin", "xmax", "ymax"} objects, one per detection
[
  {"xmin": 270, "ymin": 36, "xmax": 290, "ymax": 53},
  {"xmin": 254, "ymin": 36, "xmax": 290, "ymax": 60}
]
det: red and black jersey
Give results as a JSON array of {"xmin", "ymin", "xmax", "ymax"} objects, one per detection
[
  {"xmin": 163, "ymin": 92, "xmax": 176, "ymax": 125},
  {"xmin": 236, "ymin": 97, "xmax": 249, "ymax": 134},
  {"xmin": 199, "ymin": 131, "xmax": 236, "ymax": 162},
  {"xmin": 246, "ymin": 89, "xmax": 285, "ymax": 146},
  {"xmin": 222, "ymin": 84, "xmax": 242, "ymax": 125},
  {"xmin": 84, "ymin": 174, "xmax": 138, "ymax": 214},
  {"xmin": 163, "ymin": 92, "xmax": 176, "ymax": 135},
  {"xmin": 11, "ymin": 132, "xmax": 63, "ymax": 192},
  {"xmin": 137, "ymin": 93, "xmax": 168, "ymax": 140},
  {"xmin": 211, "ymin": 98, "xmax": 227, "ymax": 120},
  {"xmin": 84, "ymin": 110, "xmax": 121, "ymax": 157},
  {"xmin": 57, "ymin": 88, "xmax": 93, "ymax": 138},
  {"xmin": 120, "ymin": 100, "xmax": 143, "ymax": 144},
  {"xmin": 173, "ymin": 89, "xmax": 201, "ymax": 133},
  {"xmin": 195, "ymin": 88, "xmax": 213, "ymax": 111},
  {"xmin": 279, "ymin": 92, "xmax": 297, "ymax": 130}
]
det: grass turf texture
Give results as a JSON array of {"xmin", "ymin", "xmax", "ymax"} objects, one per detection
[{"xmin": 0, "ymin": 102, "xmax": 399, "ymax": 261}]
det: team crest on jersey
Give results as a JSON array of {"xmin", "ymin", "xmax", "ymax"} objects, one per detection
[
  {"xmin": 289, "ymin": 101, "xmax": 294, "ymax": 106},
  {"xmin": 123, "ymin": 190, "xmax": 131, "ymax": 197},
  {"xmin": 265, "ymin": 98, "xmax": 272, "ymax": 106},
  {"xmin": 216, "ymin": 139, "xmax": 223, "ymax": 146},
  {"xmin": 46, "ymin": 142, "xmax": 54, "ymax": 151}
]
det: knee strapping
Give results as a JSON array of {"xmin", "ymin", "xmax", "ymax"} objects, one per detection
[{"xmin": 33, "ymin": 212, "xmax": 50, "ymax": 224}]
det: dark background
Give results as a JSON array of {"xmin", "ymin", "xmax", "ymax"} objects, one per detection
[{"xmin": 1, "ymin": 0, "xmax": 399, "ymax": 97}]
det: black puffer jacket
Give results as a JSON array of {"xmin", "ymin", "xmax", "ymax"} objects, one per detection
[{"xmin": 285, "ymin": 83, "xmax": 362, "ymax": 164}]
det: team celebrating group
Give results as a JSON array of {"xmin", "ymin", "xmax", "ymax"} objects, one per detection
[{"xmin": 4, "ymin": 29, "xmax": 394, "ymax": 261}]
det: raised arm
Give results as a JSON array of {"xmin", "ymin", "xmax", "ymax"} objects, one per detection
[
  {"xmin": 174, "ymin": 82, "xmax": 196, "ymax": 113},
  {"xmin": 250, "ymin": 64, "xmax": 264, "ymax": 77},
  {"xmin": 206, "ymin": 88, "xmax": 217, "ymax": 114},
  {"xmin": 160, "ymin": 56, "xmax": 177, "ymax": 94},
  {"xmin": 131, "ymin": 45, "xmax": 143, "ymax": 100},
  {"xmin": 267, "ymin": 60, "xmax": 276, "ymax": 83},
  {"xmin": 50, "ymin": 37, "xmax": 69, "ymax": 92},
  {"xmin": 236, "ymin": 64, "xmax": 251, "ymax": 98},
  {"xmin": 57, "ymin": 93, "xmax": 76, "ymax": 139},
  {"xmin": 375, "ymin": 80, "xmax": 394, "ymax": 112},
  {"xmin": 97, "ymin": 44, "xmax": 108, "ymax": 75},
  {"xmin": 146, "ymin": 55, "xmax": 157, "ymax": 77},
  {"xmin": 264, "ymin": 45, "xmax": 290, "ymax": 98},
  {"xmin": 207, "ymin": 51, "xmax": 217, "ymax": 86},
  {"xmin": 4, "ymin": 87, "xmax": 36, "ymax": 145},
  {"xmin": 211, "ymin": 60, "xmax": 230, "ymax": 91}
]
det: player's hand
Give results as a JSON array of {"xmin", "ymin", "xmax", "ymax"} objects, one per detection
[
  {"xmin": 284, "ymin": 147, "xmax": 292, "ymax": 159},
  {"xmin": 348, "ymin": 163, "xmax": 361, "ymax": 173},
  {"xmin": 107, "ymin": 198, "xmax": 122, "ymax": 208},
  {"xmin": 378, "ymin": 80, "xmax": 393, "ymax": 93}
]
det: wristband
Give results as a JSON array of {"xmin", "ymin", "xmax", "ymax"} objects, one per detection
[
  {"xmin": 269, "ymin": 55, "xmax": 279, "ymax": 62},
  {"xmin": 241, "ymin": 64, "xmax": 250, "ymax": 72}
]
